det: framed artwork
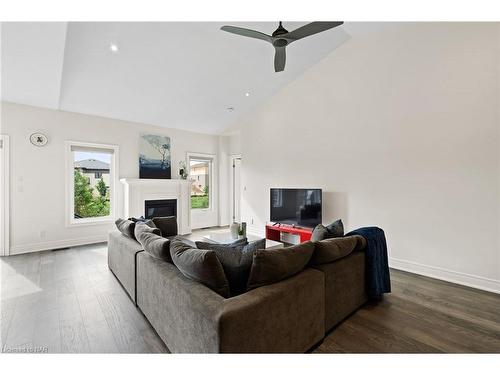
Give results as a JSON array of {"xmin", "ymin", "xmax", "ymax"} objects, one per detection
[{"xmin": 139, "ymin": 134, "xmax": 171, "ymax": 179}]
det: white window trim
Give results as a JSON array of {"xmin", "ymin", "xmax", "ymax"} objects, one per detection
[
  {"xmin": 187, "ymin": 152, "xmax": 216, "ymax": 212},
  {"xmin": 65, "ymin": 141, "xmax": 119, "ymax": 227}
]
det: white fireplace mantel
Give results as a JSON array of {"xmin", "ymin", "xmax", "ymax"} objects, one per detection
[{"xmin": 120, "ymin": 178, "xmax": 191, "ymax": 234}]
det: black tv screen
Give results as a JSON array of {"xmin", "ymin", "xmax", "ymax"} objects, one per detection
[{"xmin": 270, "ymin": 188, "xmax": 322, "ymax": 228}]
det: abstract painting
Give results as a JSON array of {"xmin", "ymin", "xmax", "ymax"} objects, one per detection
[{"xmin": 139, "ymin": 134, "xmax": 171, "ymax": 179}]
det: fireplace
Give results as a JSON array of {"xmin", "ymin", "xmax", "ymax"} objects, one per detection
[
  {"xmin": 145, "ymin": 199, "xmax": 177, "ymax": 219},
  {"xmin": 120, "ymin": 178, "xmax": 190, "ymax": 234}
]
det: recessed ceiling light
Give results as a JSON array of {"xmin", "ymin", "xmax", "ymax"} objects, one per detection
[
  {"xmin": 110, "ymin": 43, "xmax": 119, "ymax": 53},
  {"xmin": 245, "ymin": 92, "xmax": 250, "ymax": 97}
]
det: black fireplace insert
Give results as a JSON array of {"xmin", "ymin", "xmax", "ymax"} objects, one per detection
[{"xmin": 144, "ymin": 199, "xmax": 177, "ymax": 219}]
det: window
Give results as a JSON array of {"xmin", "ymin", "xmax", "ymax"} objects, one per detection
[
  {"xmin": 189, "ymin": 156, "xmax": 212, "ymax": 210},
  {"xmin": 67, "ymin": 142, "xmax": 118, "ymax": 225}
]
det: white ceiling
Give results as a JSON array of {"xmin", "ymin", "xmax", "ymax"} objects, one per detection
[{"xmin": 1, "ymin": 22, "xmax": 357, "ymax": 134}]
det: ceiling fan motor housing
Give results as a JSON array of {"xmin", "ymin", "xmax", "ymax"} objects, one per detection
[{"xmin": 273, "ymin": 38, "xmax": 288, "ymax": 47}]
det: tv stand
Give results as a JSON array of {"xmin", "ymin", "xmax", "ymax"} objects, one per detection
[{"xmin": 265, "ymin": 223, "xmax": 313, "ymax": 244}]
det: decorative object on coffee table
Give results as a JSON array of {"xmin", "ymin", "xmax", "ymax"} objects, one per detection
[
  {"xmin": 238, "ymin": 224, "xmax": 244, "ymax": 239},
  {"xmin": 230, "ymin": 222, "xmax": 239, "ymax": 238},
  {"xmin": 139, "ymin": 133, "xmax": 171, "ymax": 179}
]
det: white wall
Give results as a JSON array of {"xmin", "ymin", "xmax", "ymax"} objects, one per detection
[
  {"xmin": 232, "ymin": 23, "xmax": 500, "ymax": 293},
  {"xmin": 1, "ymin": 102, "xmax": 220, "ymax": 254},
  {"xmin": 228, "ymin": 132, "xmax": 242, "ymax": 156}
]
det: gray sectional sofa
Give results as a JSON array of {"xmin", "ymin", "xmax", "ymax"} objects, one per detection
[{"xmin": 108, "ymin": 228, "xmax": 368, "ymax": 353}]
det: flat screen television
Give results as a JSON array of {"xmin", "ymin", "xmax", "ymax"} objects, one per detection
[{"xmin": 270, "ymin": 188, "xmax": 322, "ymax": 228}]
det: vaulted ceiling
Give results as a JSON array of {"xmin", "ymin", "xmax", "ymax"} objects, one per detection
[{"xmin": 1, "ymin": 22, "xmax": 365, "ymax": 134}]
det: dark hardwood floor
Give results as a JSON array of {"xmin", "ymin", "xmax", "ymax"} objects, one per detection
[
  {"xmin": 1, "ymin": 243, "xmax": 499, "ymax": 353},
  {"xmin": 315, "ymin": 270, "xmax": 500, "ymax": 353}
]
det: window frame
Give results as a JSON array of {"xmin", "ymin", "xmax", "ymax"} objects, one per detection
[
  {"xmin": 65, "ymin": 141, "xmax": 119, "ymax": 227},
  {"xmin": 187, "ymin": 152, "xmax": 215, "ymax": 212}
]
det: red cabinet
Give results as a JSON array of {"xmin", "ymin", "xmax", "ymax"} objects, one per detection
[{"xmin": 265, "ymin": 223, "xmax": 313, "ymax": 244}]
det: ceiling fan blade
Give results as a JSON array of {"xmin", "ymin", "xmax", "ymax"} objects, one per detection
[
  {"xmin": 220, "ymin": 26, "xmax": 273, "ymax": 43},
  {"xmin": 274, "ymin": 46, "xmax": 286, "ymax": 72},
  {"xmin": 285, "ymin": 21, "xmax": 344, "ymax": 41}
]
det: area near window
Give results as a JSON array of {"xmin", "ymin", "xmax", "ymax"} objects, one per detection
[{"xmin": 66, "ymin": 141, "xmax": 119, "ymax": 226}]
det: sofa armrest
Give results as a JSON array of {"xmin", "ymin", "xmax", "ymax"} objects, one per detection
[
  {"xmin": 218, "ymin": 268, "xmax": 325, "ymax": 353},
  {"xmin": 108, "ymin": 230, "xmax": 143, "ymax": 302}
]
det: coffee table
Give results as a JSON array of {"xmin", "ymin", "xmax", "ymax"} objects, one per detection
[{"xmin": 202, "ymin": 231, "xmax": 284, "ymax": 250}]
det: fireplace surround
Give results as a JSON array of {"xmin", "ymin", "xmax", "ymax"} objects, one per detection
[{"xmin": 120, "ymin": 178, "xmax": 191, "ymax": 234}]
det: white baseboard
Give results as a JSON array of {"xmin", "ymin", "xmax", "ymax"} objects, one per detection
[
  {"xmin": 9, "ymin": 235, "xmax": 108, "ymax": 255},
  {"xmin": 389, "ymin": 257, "xmax": 500, "ymax": 295}
]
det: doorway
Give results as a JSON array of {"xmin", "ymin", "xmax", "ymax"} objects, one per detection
[
  {"xmin": 187, "ymin": 152, "xmax": 218, "ymax": 229},
  {"xmin": 0, "ymin": 135, "xmax": 10, "ymax": 256},
  {"xmin": 231, "ymin": 155, "xmax": 242, "ymax": 223}
]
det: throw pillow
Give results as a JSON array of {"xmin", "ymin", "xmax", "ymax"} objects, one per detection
[
  {"xmin": 115, "ymin": 218, "xmax": 136, "ymax": 239},
  {"xmin": 309, "ymin": 235, "xmax": 362, "ymax": 265},
  {"xmin": 135, "ymin": 224, "xmax": 171, "ymax": 262},
  {"xmin": 134, "ymin": 222, "xmax": 161, "ymax": 240},
  {"xmin": 170, "ymin": 237, "xmax": 230, "ymax": 298},
  {"xmin": 247, "ymin": 241, "xmax": 315, "ymax": 290},
  {"xmin": 311, "ymin": 219, "xmax": 344, "ymax": 242},
  {"xmin": 152, "ymin": 216, "xmax": 178, "ymax": 238},
  {"xmin": 129, "ymin": 217, "xmax": 157, "ymax": 229},
  {"xmin": 311, "ymin": 224, "xmax": 329, "ymax": 242},
  {"xmin": 195, "ymin": 238, "xmax": 266, "ymax": 296},
  {"xmin": 326, "ymin": 219, "xmax": 344, "ymax": 237}
]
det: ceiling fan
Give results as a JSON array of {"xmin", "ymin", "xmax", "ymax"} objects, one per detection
[{"xmin": 220, "ymin": 21, "xmax": 344, "ymax": 72}]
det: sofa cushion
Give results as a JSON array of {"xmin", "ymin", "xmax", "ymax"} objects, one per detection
[
  {"xmin": 133, "ymin": 221, "xmax": 159, "ymax": 238},
  {"xmin": 115, "ymin": 218, "xmax": 136, "ymax": 239},
  {"xmin": 311, "ymin": 224, "xmax": 329, "ymax": 242},
  {"xmin": 311, "ymin": 219, "xmax": 344, "ymax": 242},
  {"xmin": 170, "ymin": 237, "xmax": 230, "ymax": 298},
  {"xmin": 247, "ymin": 241, "xmax": 315, "ymax": 290},
  {"xmin": 152, "ymin": 216, "xmax": 178, "ymax": 238},
  {"xmin": 309, "ymin": 235, "xmax": 363, "ymax": 266},
  {"xmin": 194, "ymin": 238, "xmax": 248, "ymax": 254},
  {"xmin": 326, "ymin": 219, "xmax": 344, "ymax": 237},
  {"xmin": 135, "ymin": 224, "xmax": 172, "ymax": 262},
  {"xmin": 196, "ymin": 238, "xmax": 266, "ymax": 296}
]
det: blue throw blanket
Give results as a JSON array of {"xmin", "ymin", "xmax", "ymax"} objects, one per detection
[{"xmin": 345, "ymin": 227, "xmax": 391, "ymax": 300}]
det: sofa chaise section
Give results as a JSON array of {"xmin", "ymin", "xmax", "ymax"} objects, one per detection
[
  {"xmin": 136, "ymin": 251, "xmax": 325, "ymax": 353},
  {"xmin": 108, "ymin": 230, "xmax": 144, "ymax": 303}
]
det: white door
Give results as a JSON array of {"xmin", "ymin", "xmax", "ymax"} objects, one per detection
[
  {"xmin": 188, "ymin": 153, "xmax": 218, "ymax": 229},
  {"xmin": 0, "ymin": 135, "xmax": 10, "ymax": 256},
  {"xmin": 232, "ymin": 157, "xmax": 242, "ymax": 222}
]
